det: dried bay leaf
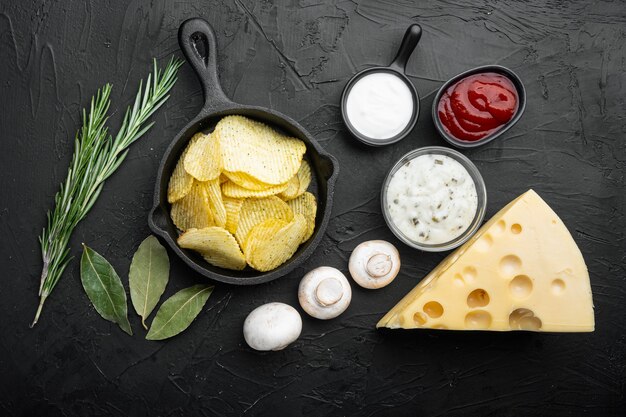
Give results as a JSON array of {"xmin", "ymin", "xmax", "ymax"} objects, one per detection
[
  {"xmin": 80, "ymin": 244, "xmax": 132, "ymax": 335},
  {"xmin": 129, "ymin": 236, "xmax": 170, "ymax": 329},
  {"xmin": 146, "ymin": 284, "xmax": 213, "ymax": 340}
]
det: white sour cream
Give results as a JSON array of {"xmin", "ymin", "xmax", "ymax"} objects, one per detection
[
  {"xmin": 345, "ymin": 72, "xmax": 414, "ymax": 140},
  {"xmin": 386, "ymin": 154, "xmax": 478, "ymax": 245}
]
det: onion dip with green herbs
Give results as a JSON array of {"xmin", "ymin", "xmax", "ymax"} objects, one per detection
[{"xmin": 385, "ymin": 154, "xmax": 478, "ymax": 245}]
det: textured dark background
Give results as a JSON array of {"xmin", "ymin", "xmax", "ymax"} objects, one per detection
[{"xmin": 1, "ymin": 0, "xmax": 624, "ymax": 416}]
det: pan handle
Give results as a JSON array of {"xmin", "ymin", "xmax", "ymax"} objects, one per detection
[
  {"xmin": 148, "ymin": 205, "xmax": 169, "ymax": 235},
  {"xmin": 179, "ymin": 18, "xmax": 232, "ymax": 113},
  {"xmin": 388, "ymin": 24, "xmax": 422, "ymax": 73}
]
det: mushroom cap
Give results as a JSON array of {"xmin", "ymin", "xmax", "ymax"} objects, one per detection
[
  {"xmin": 243, "ymin": 302, "xmax": 302, "ymax": 351},
  {"xmin": 349, "ymin": 240, "xmax": 400, "ymax": 289},
  {"xmin": 298, "ymin": 266, "xmax": 352, "ymax": 320}
]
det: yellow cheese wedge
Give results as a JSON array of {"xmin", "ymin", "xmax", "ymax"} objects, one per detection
[{"xmin": 377, "ymin": 190, "xmax": 594, "ymax": 332}]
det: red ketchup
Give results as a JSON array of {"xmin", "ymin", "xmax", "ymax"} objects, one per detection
[{"xmin": 437, "ymin": 72, "xmax": 518, "ymax": 142}]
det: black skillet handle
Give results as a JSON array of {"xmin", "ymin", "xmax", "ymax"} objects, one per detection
[
  {"xmin": 389, "ymin": 24, "xmax": 422, "ymax": 73},
  {"xmin": 179, "ymin": 18, "xmax": 232, "ymax": 113}
]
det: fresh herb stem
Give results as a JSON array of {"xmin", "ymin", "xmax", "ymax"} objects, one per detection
[{"xmin": 32, "ymin": 57, "xmax": 183, "ymax": 327}]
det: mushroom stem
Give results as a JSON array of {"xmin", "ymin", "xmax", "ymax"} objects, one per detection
[
  {"xmin": 299, "ymin": 267, "xmax": 352, "ymax": 319},
  {"xmin": 349, "ymin": 241, "xmax": 400, "ymax": 289},
  {"xmin": 366, "ymin": 253, "xmax": 392, "ymax": 278},
  {"xmin": 315, "ymin": 277, "xmax": 343, "ymax": 306}
]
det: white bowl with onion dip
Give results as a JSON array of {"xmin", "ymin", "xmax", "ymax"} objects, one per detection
[{"xmin": 381, "ymin": 147, "xmax": 487, "ymax": 251}]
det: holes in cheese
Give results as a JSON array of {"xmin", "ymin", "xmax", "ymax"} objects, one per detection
[
  {"xmin": 499, "ymin": 255, "xmax": 522, "ymax": 276},
  {"xmin": 474, "ymin": 234, "xmax": 493, "ymax": 252},
  {"xmin": 509, "ymin": 275, "xmax": 533, "ymax": 299},
  {"xmin": 467, "ymin": 289, "xmax": 490, "ymax": 308},
  {"xmin": 423, "ymin": 301, "xmax": 444, "ymax": 318},
  {"xmin": 509, "ymin": 308, "xmax": 542, "ymax": 330},
  {"xmin": 493, "ymin": 220, "xmax": 506, "ymax": 235},
  {"xmin": 462, "ymin": 266, "xmax": 477, "ymax": 282},
  {"xmin": 465, "ymin": 310, "xmax": 492, "ymax": 329},
  {"xmin": 453, "ymin": 273, "xmax": 465, "ymax": 287},
  {"xmin": 413, "ymin": 312, "xmax": 427, "ymax": 325},
  {"xmin": 376, "ymin": 189, "xmax": 595, "ymax": 332},
  {"xmin": 552, "ymin": 279, "xmax": 566, "ymax": 295}
]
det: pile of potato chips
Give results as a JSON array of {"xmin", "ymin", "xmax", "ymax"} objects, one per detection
[{"xmin": 167, "ymin": 115, "xmax": 317, "ymax": 272}]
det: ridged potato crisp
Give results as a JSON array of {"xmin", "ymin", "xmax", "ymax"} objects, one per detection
[{"xmin": 166, "ymin": 115, "xmax": 317, "ymax": 271}]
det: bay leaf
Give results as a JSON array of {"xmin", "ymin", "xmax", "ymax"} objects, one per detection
[
  {"xmin": 146, "ymin": 284, "xmax": 213, "ymax": 340},
  {"xmin": 129, "ymin": 235, "xmax": 170, "ymax": 329},
  {"xmin": 80, "ymin": 244, "xmax": 132, "ymax": 335}
]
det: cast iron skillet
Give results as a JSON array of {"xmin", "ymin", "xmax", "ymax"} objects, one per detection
[{"xmin": 148, "ymin": 18, "xmax": 339, "ymax": 285}]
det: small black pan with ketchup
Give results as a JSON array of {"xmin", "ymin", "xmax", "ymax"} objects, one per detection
[{"xmin": 432, "ymin": 65, "xmax": 526, "ymax": 148}]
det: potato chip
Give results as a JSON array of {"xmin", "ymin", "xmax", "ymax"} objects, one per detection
[
  {"xmin": 170, "ymin": 115, "xmax": 317, "ymax": 273},
  {"xmin": 223, "ymin": 171, "xmax": 273, "ymax": 191},
  {"xmin": 287, "ymin": 191, "xmax": 317, "ymax": 242},
  {"xmin": 244, "ymin": 214, "xmax": 308, "ymax": 272},
  {"xmin": 279, "ymin": 160, "xmax": 312, "ymax": 200},
  {"xmin": 170, "ymin": 180, "xmax": 214, "ymax": 231},
  {"xmin": 235, "ymin": 196, "xmax": 294, "ymax": 245},
  {"xmin": 223, "ymin": 197, "xmax": 244, "ymax": 234},
  {"xmin": 203, "ymin": 178, "xmax": 227, "ymax": 228},
  {"xmin": 177, "ymin": 227, "xmax": 246, "ymax": 270},
  {"xmin": 242, "ymin": 219, "xmax": 289, "ymax": 256},
  {"xmin": 183, "ymin": 132, "xmax": 221, "ymax": 181},
  {"xmin": 296, "ymin": 160, "xmax": 312, "ymax": 196},
  {"xmin": 167, "ymin": 134, "xmax": 200, "ymax": 203},
  {"xmin": 222, "ymin": 181, "xmax": 288, "ymax": 199},
  {"xmin": 278, "ymin": 175, "xmax": 300, "ymax": 200},
  {"xmin": 216, "ymin": 115, "xmax": 306, "ymax": 185}
]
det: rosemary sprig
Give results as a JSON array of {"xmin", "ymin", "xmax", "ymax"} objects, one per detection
[{"xmin": 32, "ymin": 57, "xmax": 183, "ymax": 327}]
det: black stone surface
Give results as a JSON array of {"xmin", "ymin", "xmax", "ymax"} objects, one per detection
[{"xmin": 1, "ymin": 1, "xmax": 624, "ymax": 416}]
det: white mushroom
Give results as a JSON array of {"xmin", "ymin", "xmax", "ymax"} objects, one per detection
[
  {"xmin": 243, "ymin": 302, "xmax": 302, "ymax": 351},
  {"xmin": 298, "ymin": 267, "xmax": 352, "ymax": 319},
  {"xmin": 349, "ymin": 240, "xmax": 400, "ymax": 289}
]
